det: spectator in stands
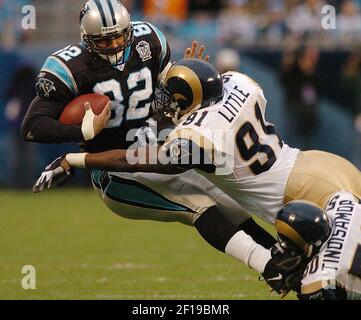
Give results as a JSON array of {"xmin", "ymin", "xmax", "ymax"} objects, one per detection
[
  {"xmin": 341, "ymin": 50, "xmax": 361, "ymax": 132},
  {"xmin": 218, "ymin": 0, "xmax": 258, "ymax": 46},
  {"xmin": 286, "ymin": 0, "xmax": 327, "ymax": 40},
  {"xmin": 280, "ymin": 45, "xmax": 323, "ymax": 149},
  {"xmin": 341, "ymin": 49, "xmax": 361, "ymax": 168},
  {"xmin": 0, "ymin": 0, "xmax": 33, "ymax": 48},
  {"xmin": 143, "ymin": 0, "xmax": 188, "ymax": 29},
  {"xmin": 215, "ymin": 48, "xmax": 241, "ymax": 73},
  {"xmin": 259, "ymin": 1, "xmax": 288, "ymax": 46},
  {"xmin": 336, "ymin": 0, "xmax": 361, "ymax": 46},
  {"xmin": 5, "ymin": 61, "xmax": 37, "ymax": 188},
  {"xmin": 188, "ymin": 0, "xmax": 223, "ymax": 16}
]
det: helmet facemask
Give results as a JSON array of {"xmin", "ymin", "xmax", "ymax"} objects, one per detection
[
  {"xmin": 79, "ymin": 0, "xmax": 134, "ymax": 66},
  {"xmin": 152, "ymin": 84, "xmax": 181, "ymax": 124},
  {"xmin": 82, "ymin": 25, "xmax": 133, "ymax": 66},
  {"xmin": 152, "ymin": 84, "xmax": 202, "ymax": 125}
]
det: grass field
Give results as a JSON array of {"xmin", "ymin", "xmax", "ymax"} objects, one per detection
[{"xmin": 0, "ymin": 188, "xmax": 297, "ymax": 300}]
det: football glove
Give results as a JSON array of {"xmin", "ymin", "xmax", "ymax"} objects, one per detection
[
  {"xmin": 32, "ymin": 155, "xmax": 74, "ymax": 193},
  {"xmin": 260, "ymin": 243, "xmax": 308, "ymax": 296}
]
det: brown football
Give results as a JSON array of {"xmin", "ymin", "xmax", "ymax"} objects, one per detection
[{"xmin": 59, "ymin": 93, "xmax": 110, "ymax": 125}]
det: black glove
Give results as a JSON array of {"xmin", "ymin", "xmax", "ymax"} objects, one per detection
[
  {"xmin": 32, "ymin": 155, "xmax": 74, "ymax": 193},
  {"xmin": 261, "ymin": 244, "xmax": 308, "ymax": 296}
]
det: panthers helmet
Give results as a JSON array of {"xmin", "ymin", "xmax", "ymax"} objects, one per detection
[
  {"xmin": 79, "ymin": 0, "xmax": 133, "ymax": 66},
  {"xmin": 154, "ymin": 59, "xmax": 224, "ymax": 123},
  {"xmin": 275, "ymin": 200, "xmax": 331, "ymax": 258}
]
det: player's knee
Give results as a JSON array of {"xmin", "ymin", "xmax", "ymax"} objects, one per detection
[{"xmin": 194, "ymin": 206, "xmax": 239, "ymax": 252}]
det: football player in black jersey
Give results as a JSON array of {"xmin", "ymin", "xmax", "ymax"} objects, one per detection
[{"xmin": 22, "ymin": 0, "xmax": 172, "ymax": 152}]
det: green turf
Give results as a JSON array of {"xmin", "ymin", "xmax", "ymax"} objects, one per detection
[{"xmin": 0, "ymin": 189, "xmax": 297, "ymax": 300}]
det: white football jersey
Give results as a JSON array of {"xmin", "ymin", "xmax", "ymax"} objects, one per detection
[{"xmin": 165, "ymin": 72, "xmax": 300, "ymax": 223}]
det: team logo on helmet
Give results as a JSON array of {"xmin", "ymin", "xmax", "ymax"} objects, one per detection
[
  {"xmin": 136, "ymin": 41, "xmax": 152, "ymax": 61},
  {"xmin": 35, "ymin": 78, "xmax": 56, "ymax": 98},
  {"xmin": 79, "ymin": 4, "xmax": 90, "ymax": 23}
]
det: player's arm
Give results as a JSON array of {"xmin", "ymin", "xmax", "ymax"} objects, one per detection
[
  {"xmin": 22, "ymin": 95, "xmax": 110, "ymax": 143},
  {"xmin": 22, "ymin": 96, "xmax": 84, "ymax": 143},
  {"xmin": 21, "ymin": 60, "xmax": 109, "ymax": 143},
  {"xmin": 79, "ymin": 135, "xmax": 215, "ymax": 173},
  {"xmin": 32, "ymin": 134, "xmax": 215, "ymax": 192},
  {"xmin": 83, "ymin": 146, "xmax": 184, "ymax": 174}
]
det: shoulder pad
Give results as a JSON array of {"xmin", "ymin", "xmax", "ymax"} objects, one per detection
[
  {"xmin": 132, "ymin": 21, "xmax": 168, "ymax": 67},
  {"xmin": 39, "ymin": 45, "xmax": 85, "ymax": 96}
]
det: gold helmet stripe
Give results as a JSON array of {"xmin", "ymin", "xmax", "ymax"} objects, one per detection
[
  {"xmin": 275, "ymin": 219, "xmax": 308, "ymax": 253},
  {"xmin": 166, "ymin": 65, "xmax": 203, "ymax": 114}
]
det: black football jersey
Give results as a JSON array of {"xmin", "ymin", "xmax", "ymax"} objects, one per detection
[{"xmin": 35, "ymin": 21, "xmax": 170, "ymax": 152}]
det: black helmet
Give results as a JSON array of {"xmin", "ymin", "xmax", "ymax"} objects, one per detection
[
  {"xmin": 154, "ymin": 59, "xmax": 223, "ymax": 123},
  {"xmin": 275, "ymin": 200, "xmax": 331, "ymax": 258}
]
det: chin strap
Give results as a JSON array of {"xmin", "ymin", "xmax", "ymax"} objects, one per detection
[
  {"xmin": 171, "ymin": 107, "xmax": 181, "ymax": 125},
  {"xmin": 172, "ymin": 104, "xmax": 202, "ymax": 125}
]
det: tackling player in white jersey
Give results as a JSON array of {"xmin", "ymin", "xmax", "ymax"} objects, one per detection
[
  {"xmin": 34, "ymin": 59, "xmax": 361, "ymax": 299},
  {"xmin": 274, "ymin": 192, "xmax": 361, "ymax": 299}
]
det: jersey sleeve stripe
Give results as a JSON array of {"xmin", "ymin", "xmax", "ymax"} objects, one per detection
[
  {"xmin": 146, "ymin": 23, "xmax": 168, "ymax": 68},
  {"xmin": 41, "ymin": 56, "xmax": 79, "ymax": 95}
]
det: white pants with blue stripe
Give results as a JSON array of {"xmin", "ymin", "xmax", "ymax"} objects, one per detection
[{"xmin": 91, "ymin": 169, "xmax": 250, "ymax": 226}]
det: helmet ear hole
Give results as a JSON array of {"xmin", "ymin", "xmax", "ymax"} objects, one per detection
[{"xmin": 164, "ymin": 59, "xmax": 224, "ymax": 118}]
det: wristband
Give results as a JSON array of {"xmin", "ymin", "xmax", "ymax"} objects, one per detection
[{"xmin": 65, "ymin": 153, "xmax": 88, "ymax": 168}]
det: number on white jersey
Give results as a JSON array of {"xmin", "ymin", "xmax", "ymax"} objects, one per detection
[{"xmin": 236, "ymin": 102, "xmax": 283, "ymax": 175}]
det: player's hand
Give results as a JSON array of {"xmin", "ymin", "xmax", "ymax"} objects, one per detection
[
  {"xmin": 32, "ymin": 155, "xmax": 74, "ymax": 193},
  {"xmin": 184, "ymin": 41, "xmax": 209, "ymax": 61},
  {"xmin": 260, "ymin": 244, "xmax": 307, "ymax": 296},
  {"xmin": 81, "ymin": 101, "xmax": 111, "ymax": 141}
]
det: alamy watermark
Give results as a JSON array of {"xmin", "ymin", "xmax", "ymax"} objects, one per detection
[
  {"xmin": 21, "ymin": 5, "xmax": 36, "ymax": 30},
  {"xmin": 19, "ymin": 4, "xmax": 337, "ymax": 31},
  {"xmin": 21, "ymin": 265, "xmax": 36, "ymax": 289},
  {"xmin": 321, "ymin": 5, "xmax": 336, "ymax": 30}
]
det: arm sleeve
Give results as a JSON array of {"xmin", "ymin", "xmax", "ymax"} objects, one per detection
[
  {"xmin": 164, "ymin": 137, "xmax": 216, "ymax": 173},
  {"xmin": 21, "ymin": 61, "xmax": 84, "ymax": 143},
  {"xmin": 21, "ymin": 96, "xmax": 84, "ymax": 143}
]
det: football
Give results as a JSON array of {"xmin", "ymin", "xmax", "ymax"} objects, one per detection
[{"xmin": 59, "ymin": 93, "xmax": 110, "ymax": 125}]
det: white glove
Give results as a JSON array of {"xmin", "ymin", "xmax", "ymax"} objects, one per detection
[{"xmin": 32, "ymin": 156, "xmax": 73, "ymax": 193}]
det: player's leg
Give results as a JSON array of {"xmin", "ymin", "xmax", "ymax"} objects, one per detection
[
  {"xmin": 285, "ymin": 150, "xmax": 361, "ymax": 210},
  {"xmin": 90, "ymin": 169, "xmax": 202, "ymax": 225},
  {"xmin": 193, "ymin": 205, "xmax": 276, "ymax": 274}
]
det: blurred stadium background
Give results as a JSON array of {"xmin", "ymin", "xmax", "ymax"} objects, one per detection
[{"xmin": 0, "ymin": 0, "xmax": 360, "ymax": 299}]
